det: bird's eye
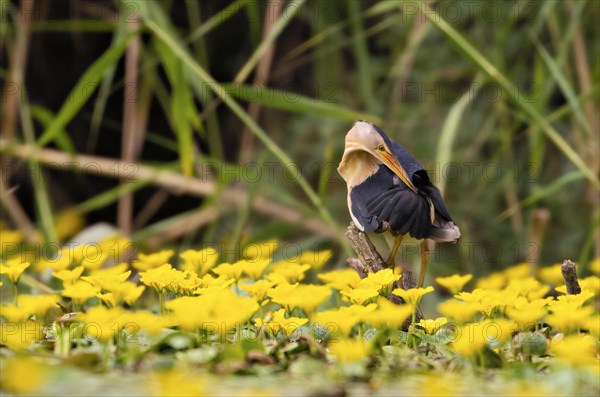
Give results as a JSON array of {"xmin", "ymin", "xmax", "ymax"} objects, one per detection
[{"xmin": 377, "ymin": 145, "xmax": 385, "ymax": 151}]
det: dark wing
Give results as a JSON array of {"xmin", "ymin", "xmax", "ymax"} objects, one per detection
[{"xmin": 350, "ymin": 165, "xmax": 432, "ymax": 238}]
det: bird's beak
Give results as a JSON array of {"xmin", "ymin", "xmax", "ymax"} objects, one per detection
[{"xmin": 379, "ymin": 151, "xmax": 417, "ymax": 193}]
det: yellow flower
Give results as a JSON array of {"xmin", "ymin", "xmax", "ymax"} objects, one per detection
[
  {"xmin": 455, "ymin": 289, "xmax": 508, "ymax": 317},
  {"xmin": 546, "ymin": 305, "xmax": 594, "ymax": 333},
  {"xmin": 0, "ymin": 305, "xmax": 30, "ymax": 322},
  {"xmin": 198, "ymin": 274, "xmax": 235, "ymax": 289},
  {"xmin": 294, "ymin": 249, "xmax": 333, "ymax": 270},
  {"xmin": 240, "ymin": 280, "xmax": 274, "ymax": 302},
  {"xmin": 68, "ymin": 245, "xmax": 108, "ymax": 270},
  {"xmin": 98, "ymin": 235, "xmax": 133, "ymax": 263},
  {"xmin": 266, "ymin": 263, "xmax": 311, "ymax": 284},
  {"xmin": 81, "ymin": 270, "xmax": 131, "ymax": 290},
  {"xmin": 53, "ymin": 208, "xmax": 84, "ymax": 241},
  {"xmin": 579, "ymin": 276, "xmax": 600, "ymax": 294},
  {"xmin": 242, "ymin": 240, "xmax": 278, "ymax": 261},
  {"xmin": 0, "ymin": 356, "xmax": 50, "ymax": 394},
  {"xmin": 437, "ymin": 299, "xmax": 478, "ymax": 323},
  {"xmin": 451, "ymin": 323, "xmax": 488, "ymax": 357},
  {"xmin": 166, "ymin": 290, "xmax": 258, "ymax": 334},
  {"xmin": 418, "ymin": 317, "xmax": 448, "ymax": 334},
  {"xmin": 329, "ymin": 338, "xmax": 371, "ymax": 363},
  {"xmin": 238, "ymin": 258, "xmax": 271, "ymax": 280},
  {"xmin": 179, "ymin": 247, "xmax": 219, "ymax": 276},
  {"xmin": 0, "ymin": 229, "xmax": 23, "ymax": 246},
  {"xmin": 537, "ymin": 264, "xmax": 564, "ymax": 285},
  {"xmin": 34, "ymin": 254, "xmax": 72, "ymax": 272},
  {"xmin": 502, "ymin": 263, "xmax": 531, "ymax": 279},
  {"xmin": 475, "ymin": 272, "xmax": 506, "ymax": 290},
  {"xmin": 506, "ymin": 302, "xmax": 547, "ymax": 328},
  {"xmin": 268, "ymin": 284, "xmax": 331, "ymax": 313},
  {"xmin": 133, "ymin": 249, "xmax": 174, "ymax": 271},
  {"xmin": 358, "ymin": 269, "xmax": 400, "ymax": 293},
  {"xmin": 504, "ymin": 277, "xmax": 549, "ymax": 301},
  {"xmin": 317, "ymin": 269, "xmax": 361, "ymax": 291},
  {"xmin": 551, "ymin": 334, "xmax": 598, "ymax": 366},
  {"xmin": 589, "ymin": 257, "xmax": 600, "ymax": 275},
  {"xmin": 549, "ymin": 290, "xmax": 595, "ymax": 307},
  {"xmin": 79, "ymin": 306, "xmax": 125, "ymax": 342},
  {"xmin": 139, "ymin": 264, "xmax": 181, "ymax": 293},
  {"xmin": 435, "ymin": 274, "xmax": 472, "ymax": 294},
  {"xmin": 583, "ymin": 315, "xmax": 600, "ymax": 337},
  {"xmin": 479, "ymin": 318, "xmax": 517, "ymax": 343},
  {"xmin": 148, "ymin": 369, "xmax": 204, "ymax": 397},
  {"xmin": 362, "ymin": 298, "xmax": 412, "ymax": 328},
  {"xmin": 61, "ymin": 280, "xmax": 101, "ymax": 305},
  {"xmin": 89, "ymin": 263, "xmax": 129, "ymax": 277},
  {"xmin": 0, "ymin": 259, "xmax": 30, "ymax": 283},
  {"xmin": 312, "ymin": 304, "xmax": 376, "ymax": 335},
  {"xmin": 0, "ymin": 320, "xmax": 43, "ymax": 350},
  {"xmin": 0, "ymin": 294, "xmax": 59, "ymax": 322},
  {"xmin": 53, "ymin": 265, "xmax": 85, "ymax": 286},
  {"xmin": 83, "ymin": 254, "xmax": 110, "ymax": 270},
  {"xmin": 212, "ymin": 262, "xmax": 244, "ymax": 281},
  {"xmin": 106, "ymin": 281, "xmax": 145, "ymax": 306},
  {"xmin": 122, "ymin": 311, "xmax": 171, "ymax": 336},
  {"xmin": 341, "ymin": 287, "xmax": 380, "ymax": 305},
  {"xmin": 259, "ymin": 309, "xmax": 307, "ymax": 336},
  {"xmin": 392, "ymin": 286, "xmax": 434, "ymax": 306}
]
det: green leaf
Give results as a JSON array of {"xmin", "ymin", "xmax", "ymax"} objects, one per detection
[
  {"xmin": 222, "ymin": 83, "xmax": 381, "ymax": 123},
  {"xmin": 30, "ymin": 105, "xmax": 76, "ymax": 155},
  {"xmin": 425, "ymin": 8, "xmax": 600, "ymax": 190}
]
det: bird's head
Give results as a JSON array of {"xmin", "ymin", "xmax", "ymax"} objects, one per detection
[{"xmin": 338, "ymin": 121, "xmax": 416, "ymax": 192}]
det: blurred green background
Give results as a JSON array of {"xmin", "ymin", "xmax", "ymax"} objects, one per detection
[{"xmin": 1, "ymin": 0, "xmax": 598, "ymax": 278}]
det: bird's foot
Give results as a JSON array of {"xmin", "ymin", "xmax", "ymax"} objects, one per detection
[{"xmin": 375, "ymin": 220, "xmax": 390, "ymax": 234}]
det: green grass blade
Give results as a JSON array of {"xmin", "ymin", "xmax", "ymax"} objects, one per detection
[
  {"xmin": 143, "ymin": 19, "xmax": 350, "ymax": 254},
  {"xmin": 222, "ymin": 83, "xmax": 381, "ymax": 123},
  {"xmin": 88, "ymin": 21, "xmax": 128, "ymax": 153},
  {"xmin": 533, "ymin": 37, "xmax": 591, "ymax": 136},
  {"xmin": 234, "ymin": 0, "xmax": 307, "ymax": 83},
  {"xmin": 425, "ymin": 9, "xmax": 600, "ymax": 190},
  {"xmin": 37, "ymin": 31, "xmax": 137, "ymax": 147},
  {"xmin": 346, "ymin": 0, "xmax": 375, "ymax": 113},
  {"xmin": 29, "ymin": 105, "xmax": 76, "ymax": 155},
  {"xmin": 435, "ymin": 74, "xmax": 482, "ymax": 196},
  {"xmin": 495, "ymin": 171, "xmax": 586, "ymax": 222}
]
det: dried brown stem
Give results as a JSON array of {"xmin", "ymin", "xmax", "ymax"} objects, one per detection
[
  {"xmin": 239, "ymin": 0, "xmax": 283, "ymax": 165},
  {"xmin": 561, "ymin": 259, "xmax": 581, "ymax": 295},
  {"xmin": 0, "ymin": 140, "xmax": 337, "ymax": 239},
  {"xmin": 344, "ymin": 222, "xmax": 423, "ymax": 328}
]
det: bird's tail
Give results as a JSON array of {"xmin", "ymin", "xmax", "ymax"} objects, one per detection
[{"xmin": 429, "ymin": 218, "xmax": 461, "ymax": 243}]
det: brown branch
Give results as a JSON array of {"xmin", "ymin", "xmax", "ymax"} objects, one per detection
[
  {"xmin": 561, "ymin": 259, "xmax": 581, "ymax": 295},
  {"xmin": 0, "ymin": 0, "xmax": 36, "ymax": 238},
  {"xmin": 119, "ymin": 10, "xmax": 142, "ymax": 236},
  {"xmin": 0, "ymin": 140, "xmax": 337, "ymax": 239},
  {"xmin": 344, "ymin": 222, "xmax": 422, "ymax": 328},
  {"xmin": 239, "ymin": 0, "xmax": 283, "ymax": 165}
]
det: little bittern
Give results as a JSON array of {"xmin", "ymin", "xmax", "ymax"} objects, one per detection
[{"xmin": 337, "ymin": 121, "xmax": 460, "ymax": 287}]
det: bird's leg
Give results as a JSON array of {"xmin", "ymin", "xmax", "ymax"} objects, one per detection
[
  {"xmin": 418, "ymin": 240, "xmax": 429, "ymax": 288},
  {"xmin": 385, "ymin": 234, "xmax": 403, "ymax": 267}
]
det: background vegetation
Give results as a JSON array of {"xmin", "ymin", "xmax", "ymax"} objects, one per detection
[
  {"xmin": 1, "ymin": 0, "xmax": 599, "ymax": 275},
  {"xmin": 0, "ymin": 1, "xmax": 599, "ymax": 395}
]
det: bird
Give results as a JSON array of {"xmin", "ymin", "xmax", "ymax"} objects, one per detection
[{"xmin": 337, "ymin": 120, "xmax": 460, "ymax": 287}]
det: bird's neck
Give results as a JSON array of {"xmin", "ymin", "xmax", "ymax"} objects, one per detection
[{"xmin": 337, "ymin": 150, "xmax": 380, "ymax": 188}]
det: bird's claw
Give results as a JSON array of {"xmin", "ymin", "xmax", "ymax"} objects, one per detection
[{"xmin": 375, "ymin": 220, "xmax": 390, "ymax": 234}]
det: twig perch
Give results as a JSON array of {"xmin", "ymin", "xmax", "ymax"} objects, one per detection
[
  {"xmin": 345, "ymin": 222, "xmax": 423, "ymax": 327},
  {"xmin": 561, "ymin": 259, "xmax": 581, "ymax": 295}
]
